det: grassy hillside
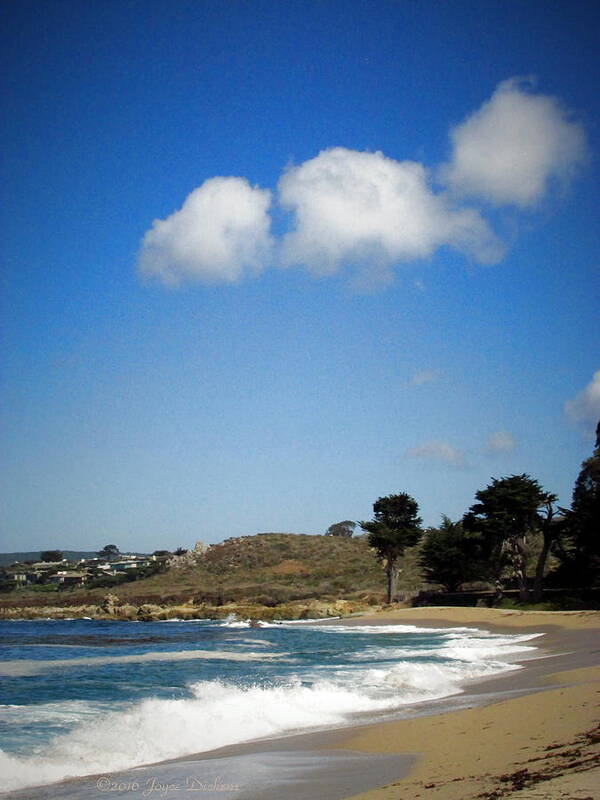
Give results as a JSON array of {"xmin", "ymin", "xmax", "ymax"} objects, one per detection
[{"xmin": 2, "ymin": 533, "xmax": 425, "ymax": 608}]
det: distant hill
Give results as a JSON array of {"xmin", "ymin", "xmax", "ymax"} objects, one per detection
[
  {"xmin": 0, "ymin": 550, "xmax": 149, "ymax": 567},
  {"xmin": 37, "ymin": 532, "xmax": 425, "ymax": 607}
]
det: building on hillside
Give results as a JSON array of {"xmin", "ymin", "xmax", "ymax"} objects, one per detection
[
  {"xmin": 111, "ymin": 558, "xmax": 152, "ymax": 571},
  {"xmin": 6, "ymin": 571, "xmax": 29, "ymax": 585},
  {"xmin": 47, "ymin": 571, "xmax": 90, "ymax": 587}
]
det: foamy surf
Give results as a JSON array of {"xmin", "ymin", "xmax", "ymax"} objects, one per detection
[
  {"xmin": 0, "ymin": 648, "xmax": 287, "ymax": 677},
  {"xmin": 0, "ymin": 667, "xmax": 482, "ymax": 792},
  {"xmin": 0, "ymin": 619, "xmax": 543, "ymax": 793},
  {"xmin": 218, "ymin": 614, "xmax": 339, "ymax": 627}
]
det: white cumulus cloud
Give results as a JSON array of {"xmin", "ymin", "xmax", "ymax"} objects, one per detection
[
  {"xmin": 137, "ymin": 177, "xmax": 273, "ymax": 285},
  {"xmin": 406, "ymin": 439, "xmax": 467, "ymax": 468},
  {"xmin": 278, "ymin": 147, "xmax": 504, "ymax": 283},
  {"xmin": 136, "ymin": 80, "xmax": 588, "ymax": 290},
  {"xmin": 486, "ymin": 430, "xmax": 516, "ymax": 453},
  {"xmin": 565, "ymin": 370, "xmax": 600, "ymax": 428},
  {"xmin": 442, "ymin": 77, "xmax": 588, "ymax": 207}
]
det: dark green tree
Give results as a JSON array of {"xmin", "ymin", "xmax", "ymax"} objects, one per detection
[
  {"xmin": 464, "ymin": 474, "xmax": 555, "ymax": 602},
  {"xmin": 419, "ymin": 516, "xmax": 480, "ymax": 592},
  {"xmin": 97, "ymin": 544, "xmax": 120, "ymax": 561},
  {"xmin": 325, "ymin": 520, "xmax": 356, "ymax": 538},
  {"xmin": 562, "ymin": 420, "xmax": 600, "ymax": 585},
  {"xmin": 531, "ymin": 493, "xmax": 560, "ymax": 602},
  {"xmin": 360, "ymin": 493, "xmax": 422, "ymax": 603},
  {"xmin": 40, "ymin": 550, "xmax": 63, "ymax": 562}
]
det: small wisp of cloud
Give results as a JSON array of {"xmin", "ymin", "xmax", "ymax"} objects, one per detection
[
  {"xmin": 406, "ymin": 439, "xmax": 467, "ymax": 468},
  {"xmin": 565, "ymin": 370, "xmax": 600, "ymax": 433},
  {"xmin": 409, "ymin": 369, "xmax": 440, "ymax": 387},
  {"xmin": 486, "ymin": 430, "xmax": 516, "ymax": 454}
]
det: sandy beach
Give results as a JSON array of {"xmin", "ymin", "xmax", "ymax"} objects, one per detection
[{"xmin": 334, "ymin": 607, "xmax": 600, "ymax": 800}]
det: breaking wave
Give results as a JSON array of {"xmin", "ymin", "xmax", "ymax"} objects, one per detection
[{"xmin": 0, "ymin": 624, "xmax": 541, "ymax": 793}]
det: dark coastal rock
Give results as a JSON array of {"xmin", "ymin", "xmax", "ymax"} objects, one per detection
[
  {"xmin": 100, "ymin": 594, "xmax": 122, "ymax": 614},
  {"xmin": 0, "ymin": 597, "xmax": 376, "ymax": 622},
  {"xmin": 136, "ymin": 603, "xmax": 167, "ymax": 621}
]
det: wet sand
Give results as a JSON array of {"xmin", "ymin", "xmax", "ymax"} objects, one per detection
[
  {"xmin": 4, "ymin": 750, "xmax": 413, "ymax": 800},
  {"xmin": 334, "ymin": 607, "xmax": 600, "ymax": 800}
]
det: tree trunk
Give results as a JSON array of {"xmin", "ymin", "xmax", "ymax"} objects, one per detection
[
  {"xmin": 492, "ymin": 580, "xmax": 504, "ymax": 606},
  {"xmin": 385, "ymin": 558, "xmax": 398, "ymax": 603},
  {"xmin": 502, "ymin": 535, "xmax": 530, "ymax": 601},
  {"xmin": 532, "ymin": 505, "xmax": 557, "ymax": 603},
  {"xmin": 515, "ymin": 536, "xmax": 530, "ymax": 602},
  {"xmin": 517, "ymin": 572, "xmax": 529, "ymax": 602},
  {"xmin": 532, "ymin": 534, "xmax": 551, "ymax": 603}
]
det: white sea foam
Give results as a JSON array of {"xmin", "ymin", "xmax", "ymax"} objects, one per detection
[
  {"xmin": 218, "ymin": 614, "xmax": 336, "ymax": 627},
  {"xmin": 0, "ymin": 649, "xmax": 286, "ymax": 677},
  {"xmin": 0, "ymin": 624, "xmax": 543, "ymax": 793},
  {"xmin": 0, "ymin": 647, "xmax": 537, "ymax": 792},
  {"xmin": 0, "ymin": 700, "xmax": 109, "ymax": 728},
  {"xmin": 0, "ymin": 668, "xmax": 452, "ymax": 792},
  {"xmin": 303, "ymin": 623, "xmax": 500, "ymax": 634},
  {"xmin": 232, "ymin": 637, "xmax": 273, "ymax": 647},
  {"xmin": 267, "ymin": 617, "xmax": 341, "ymax": 624},
  {"xmin": 347, "ymin": 629, "xmax": 541, "ymax": 667}
]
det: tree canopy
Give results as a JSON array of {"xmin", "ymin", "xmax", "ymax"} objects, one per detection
[
  {"xmin": 562, "ymin": 421, "xmax": 600, "ymax": 585},
  {"xmin": 97, "ymin": 544, "xmax": 120, "ymax": 561},
  {"xmin": 463, "ymin": 474, "xmax": 554, "ymax": 601},
  {"xmin": 360, "ymin": 493, "xmax": 422, "ymax": 603},
  {"xmin": 40, "ymin": 550, "xmax": 63, "ymax": 562},
  {"xmin": 325, "ymin": 520, "xmax": 356, "ymax": 538},
  {"xmin": 419, "ymin": 516, "xmax": 480, "ymax": 592}
]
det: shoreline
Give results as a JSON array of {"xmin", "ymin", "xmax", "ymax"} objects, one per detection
[
  {"xmin": 331, "ymin": 607, "xmax": 600, "ymax": 800},
  {"xmin": 3, "ymin": 608, "xmax": 599, "ymax": 800}
]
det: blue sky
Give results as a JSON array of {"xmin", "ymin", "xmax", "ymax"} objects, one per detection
[{"xmin": 2, "ymin": 0, "xmax": 599, "ymax": 553}]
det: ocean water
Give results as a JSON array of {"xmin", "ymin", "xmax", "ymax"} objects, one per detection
[{"xmin": 0, "ymin": 616, "xmax": 542, "ymax": 793}]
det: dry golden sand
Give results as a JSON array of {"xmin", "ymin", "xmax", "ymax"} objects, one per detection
[
  {"xmin": 334, "ymin": 608, "xmax": 600, "ymax": 800},
  {"xmin": 352, "ymin": 605, "xmax": 600, "ymax": 631}
]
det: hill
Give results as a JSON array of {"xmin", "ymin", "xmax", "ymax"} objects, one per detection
[
  {"xmin": 1, "ymin": 533, "xmax": 425, "ymax": 610},
  {"xmin": 114, "ymin": 532, "xmax": 424, "ymax": 606}
]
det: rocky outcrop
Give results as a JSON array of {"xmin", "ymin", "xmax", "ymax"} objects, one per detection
[
  {"xmin": 169, "ymin": 541, "xmax": 209, "ymax": 570},
  {"xmin": 137, "ymin": 603, "xmax": 165, "ymax": 621},
  {"xmin": 0, "ymin": 604, "xmax": 103, "ymax": 620},
  {"xmin": 0, "ymin": 597, "xmax": 376, "ymax": 622},
  {"xmin": 100, "ymin": 594, "xmax": 122, "ymax": 614}
]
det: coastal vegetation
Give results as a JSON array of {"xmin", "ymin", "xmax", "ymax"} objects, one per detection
[
  {"xmin": 325, "ymin": 520, "xmax": 357, "ymax": 538},
  {"xmin": 559, "ymin": 420, "xmax": 600, "ymax": 586},
  {"xmin": 1, "ymin": 422, "xmax": 597, "ymax": 619},
  {"xmin": 359, "ymin": 493, "xmax": 423, "ymax": 603},
  {"xmin": 419, "ymin": 516, "xmax": 480, "ymax": 592},
  {"xmin": 461, "ymin": 474, "xmax": 558, "ymax": 602}
]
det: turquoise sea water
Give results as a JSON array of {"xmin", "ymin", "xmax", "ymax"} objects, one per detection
[{"xmin": 0, "ymin": 617, "xmax": 541, "ymax": 793}]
